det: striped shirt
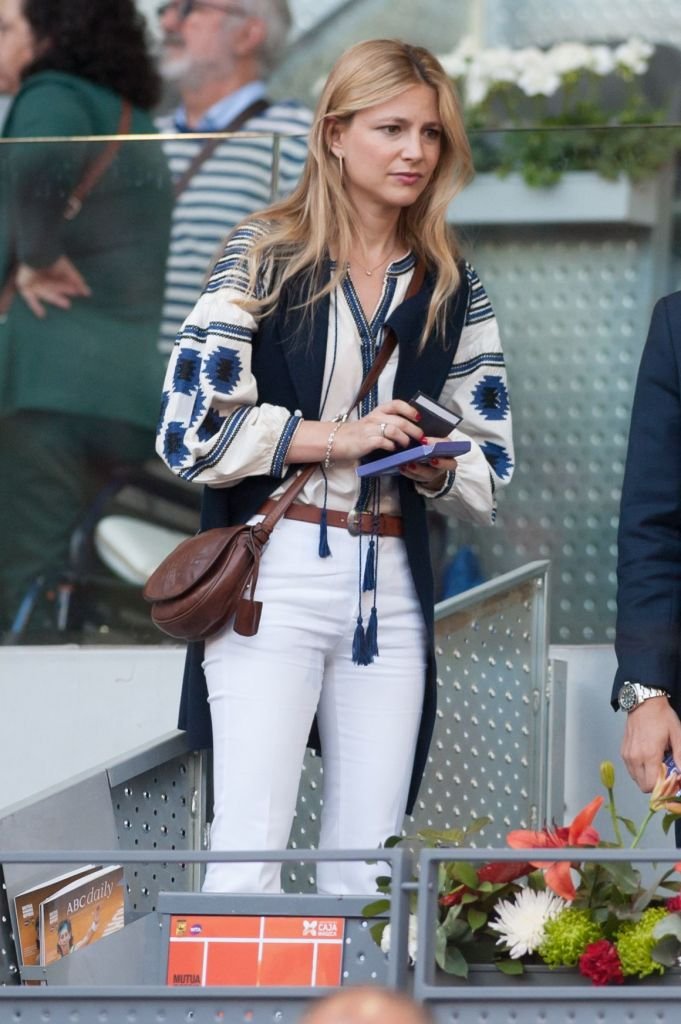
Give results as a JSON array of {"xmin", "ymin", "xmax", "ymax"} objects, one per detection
[{"xmin": 156, "ymin": 99, "xmax": 313, "ymax": 354}]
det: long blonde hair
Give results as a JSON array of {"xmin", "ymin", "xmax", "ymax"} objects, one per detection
[{"xmin": 239, "ymin": 39, "xmax": 473, "ymax": 343}]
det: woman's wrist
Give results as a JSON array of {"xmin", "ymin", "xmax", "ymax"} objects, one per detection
[{"xmin": 285, "ymin": 419, "xmax": 345, "ymax": 464}]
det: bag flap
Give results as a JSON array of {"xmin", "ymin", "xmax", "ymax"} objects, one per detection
[{"xmin": 143, "ymin": 526, "xmax": 247, "ymax": 602}]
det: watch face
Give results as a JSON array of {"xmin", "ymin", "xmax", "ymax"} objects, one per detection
[{"xmin": 618, "ymin": 683, "xmax": 638, "ymax": 712}]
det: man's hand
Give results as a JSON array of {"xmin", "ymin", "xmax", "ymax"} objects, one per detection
[
  {"xmin": 16, "ymin": 256, "xmax": 91, "ymax": 318},
  {"xmin": 621, "ymin": 696, "xmax": 681, "ymax": 791}
]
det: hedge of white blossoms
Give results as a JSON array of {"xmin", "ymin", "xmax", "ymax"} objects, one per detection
[{"xmin": 437, "ymin": 36, "xmax": 654, "ymax": 110}]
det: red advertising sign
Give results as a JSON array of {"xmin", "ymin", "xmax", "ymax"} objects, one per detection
[{"xmin": 166, "ymin": 914, "xmax": 346, "ymax": 987}]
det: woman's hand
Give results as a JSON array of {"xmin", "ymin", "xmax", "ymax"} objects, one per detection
[
  {"xmin": 16, "ymin": 256, "xmax": 91, "ymax": 318},
  {"xmin": 399, "ymin": 436, "xmax": 457, "ymax": 490},
  {"xmin": 332, "ymin": 400, "xmax": 425, "ymax": 460}
]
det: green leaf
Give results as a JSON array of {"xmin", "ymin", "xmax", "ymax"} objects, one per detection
[
  {"xmin": 616, "ymin": 815, "xmax": 638, "ymax": 837},
  {"xmin": 598, "ymin": 861, "xmax": 641, "ymax": 895},
  {"xmin": 369, "ymin": 921, "xmax": 387, "ymax": 947},
  {"xmin": 662, "ymin": 813, "xmax": 676, "ymax": 835},
  {"xmin": 442, "ymin": 907, "xmax": 470, "ymax": 941},
  {"xmin": 652, "ymin": 935, "xmax": 681, "ymax": 967},
  {"xmin": 495, "ymin": 958, "xmax": 524, "ymax": 975},
  {"xmin": 446, "ymin": 862, "xmax": 479, "ymax": 889},
  {"xmin": 361, "ymin": 899, "xmax": 390, "ymax": 918},
  {"xmin": 467, "ymin": 909, "xmax": 488, "ymax": 933},
  {"xmin": 434, "ymin": 925, "xmax": 448, "ymax": 970},
  {"xmin": 418, "ymin": 827, "xmax": 466, "ymax": 847},
  {"xmin": 633, "ymin": 873, "xmax": 671, "ymax": 914},
  {"xmin": 441, "ymin": 946, "xmax": 470, "ymax": 978},
  {"xmin": 462, "ymin": 816, "xmax": 493, "ymax": 838},
  {"xmin": 460, "ymin": 892, "xmax": 480, "ymax": 905},
  {"xmin": 653, "ymin": 914, "xmax": 681, "ymax": 942},
  {"xmin": 383, "ymin": 835, "xmax": 402, "ymax": 849}
]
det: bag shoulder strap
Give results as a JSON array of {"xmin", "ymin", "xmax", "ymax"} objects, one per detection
[
  {"xmin": 259, "ymin": 258, "xmax": 426, "ymax": 530},
  {"xmin": 173, "ymin": 98, "xmax": 270, "ymax": 200},
  {"xmin": 63, "ymin": 99, "xmax": 133, "ymax": 220}
]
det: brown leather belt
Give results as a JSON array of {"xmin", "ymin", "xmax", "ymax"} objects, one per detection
[{"xmin": 259, "ymin": 499, "xmax": 404, "ymax": 538}]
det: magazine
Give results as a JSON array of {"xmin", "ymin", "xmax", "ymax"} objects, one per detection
[
  {"xmin": 39, "ymin": 864, "xmax": 125, "ymax": 966},
  {"xmin": 13, "ymin": 865, "xmax": 98, "ymax": 967}
]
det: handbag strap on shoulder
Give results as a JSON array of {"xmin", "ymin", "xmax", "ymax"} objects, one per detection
[{"xmin": 63, "ymin": 99, "xmax": 133, "ymax": 221}]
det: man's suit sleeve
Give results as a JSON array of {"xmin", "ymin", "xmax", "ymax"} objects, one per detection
[{"xmin": 613, "ymin": 294, "xmax": 681, "ymax": 706}]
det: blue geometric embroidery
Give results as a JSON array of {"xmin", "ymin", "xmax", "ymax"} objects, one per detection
[
  {"xmin": 204, "ymin": 346, "xmax": 243, "ymax": 395},
  {"xmin": 448, "ymin": 352, "xmax": 505, "ymax": 380},
  {"xmin": 271, "ymin": 415, "xmax": 301, "ymax": 477},
  {"xmin": 181, "ymin": 406, "xmax": 251, "ymax": 481},
  {"xmin": 163, "ymin": 422, "xmax": 190, "ymax": 468},
  {"xmin": 189, "ymin": 388, "xmax": 206, "ymax": 427},
  {"xmin": 173, "ymin": 349, "xmax": 201, "ymax": 395},
  {"xmin": 465, "ymin": 265, "xmax": 495, "ymax": 325},
  {"xmin": 471, "ymin": 375, "xmax": 510, "ymax": 421},
  {"xmin": 480, "ymin": 441, "xmax": 513, "ymax": 481},
  {"xmin": 197, "ymin": 407, "xmax": 228, "ymax": 443},
  {"xmin": 157, "ymin": 390, "xmax": 169, "ymax": 432}
]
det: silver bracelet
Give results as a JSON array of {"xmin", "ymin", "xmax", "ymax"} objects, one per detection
[{"xmin": 323, "ymin": 413, "xmax": 348, "ymax": 472}]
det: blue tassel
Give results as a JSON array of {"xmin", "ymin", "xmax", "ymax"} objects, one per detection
[
  {"xmin": 366, "ymin": 605, "xmax": 379, "ymax": 658},
  {"xmin": 362, "ymin": 539, "xmax": 376, "ymax": 592},
  {"xmin": 318, "ymin": 505, "xmax": 332, "ymax": 558},
  {"xmin": 352, "ymin": 616, "xmax": 372, "ymax": 666}
]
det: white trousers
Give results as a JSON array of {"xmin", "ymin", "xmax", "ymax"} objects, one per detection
[{"xmin": 202, "ymin": 517, "xmax": 426, "ymax": 895}]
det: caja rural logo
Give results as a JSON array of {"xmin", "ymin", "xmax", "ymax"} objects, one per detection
[{"xmin": 301, "ymin": 919, "xmax": 340, "ymax": 938}]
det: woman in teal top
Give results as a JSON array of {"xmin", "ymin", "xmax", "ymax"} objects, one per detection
[{"xmin": 0, "ymin": 0, "xmax": 173, "ymax": 635}]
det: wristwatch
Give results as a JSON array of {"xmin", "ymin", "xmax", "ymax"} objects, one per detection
[{"xmin": 617, "ymin": 681, "xmax": 670, "ymax": 712}]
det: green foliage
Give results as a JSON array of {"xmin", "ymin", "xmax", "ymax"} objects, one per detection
[{"xmin": 456, "ymin": 53, "xmax": 680, "ymax": 187}]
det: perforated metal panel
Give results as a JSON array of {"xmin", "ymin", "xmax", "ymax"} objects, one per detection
[
  {"xmin": 286, "ymin": 562, "xmax": 559, "ymax": 888},
  {"xmin": 413, "ymin": 564, "xmax": 557, "ymax": 842},
  {"xmin": 451, "ymin": 210, "xmax": 672, "ymax": 644},
  {"xmin": 0, "ymin": 872, "xmax": 19, "ymax": 986},
  {"xmin": 110, "ymin": 746, "xmax": 206, "ymax": 914}
]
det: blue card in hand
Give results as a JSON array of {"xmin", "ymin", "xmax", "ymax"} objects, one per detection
[{"xmin": 356, "ymin": 440, "xmax": 471, "ymax": 478}]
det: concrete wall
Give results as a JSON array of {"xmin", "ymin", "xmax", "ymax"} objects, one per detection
[{"xmin": 0, "ymin": 646, "xmax": 184, "ymax": 813}]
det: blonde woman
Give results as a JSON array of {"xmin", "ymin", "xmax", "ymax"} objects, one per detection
[{"xmin": 157, "ymin": 39, "xmax": 514, "ymax": 895}]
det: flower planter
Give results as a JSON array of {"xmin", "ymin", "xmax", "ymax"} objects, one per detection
[
  {"xmin": 448, "ymin": 170, "xmax": 666, "ymax": 226},
  {"xmin": 435, "ymin": 963, "xmax": 681, "ymax": 986}
]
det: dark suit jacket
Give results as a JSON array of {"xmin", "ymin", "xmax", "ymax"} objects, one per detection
[
  {"xmin": 178, "ymin": 264, "xmax": 470, "ymax": 814},
  {"xmin": 613, "ymin": 291, "xmax": 681, "ymax": 715}
]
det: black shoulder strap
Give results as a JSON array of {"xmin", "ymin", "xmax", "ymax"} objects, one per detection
[{"xmin": 173, "ymin": 98, "xmax": 270, "ymax": 199}]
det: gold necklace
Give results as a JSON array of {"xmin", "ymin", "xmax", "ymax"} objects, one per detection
[{"xmin": 350, "ymin": 245, "xmax": 400, "ymax": 277}]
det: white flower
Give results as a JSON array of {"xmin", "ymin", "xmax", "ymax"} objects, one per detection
[
  {"xmin": 488, "ymin": 888, "xmax": 567, "ymax": 959},
  {"xmin": 476, "ymin": 48, "xmax": 519, "ymax": 84},
  {"xmin": 454, "ymin": 35, "xmax": 480, "ymax": 61},
  {"xmin": 464, "ymin": 69, "xmax": 492, "ymax": 107},
  {"xmin": 380, "ymin": 914, "xmax": 418, "ymax": 962},
  {"xmin": 517, "ymin": 64, "xmax": 561, "ymax": 98},
  {"xmin": 587, "ymin": 45, "xmax": 617, "ymax": 76},
  {"xmin": 437, "ymin": 46, "xmax": 470, "ymax": 79},
  {"xmin": 546, "ymin": 41, "xmax": 593, "ymax": 75},
  {"xmin": 615, "ymin": 37, "xmax": 654, "ymax": 75},
  {"xmin": 380, "ymin": 922, "xmax": 391, "ymax": 954}
]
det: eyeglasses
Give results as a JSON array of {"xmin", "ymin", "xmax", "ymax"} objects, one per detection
[{"xmin": 157, "ymin": 1, "xmax": 248, "ymax": 19}]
